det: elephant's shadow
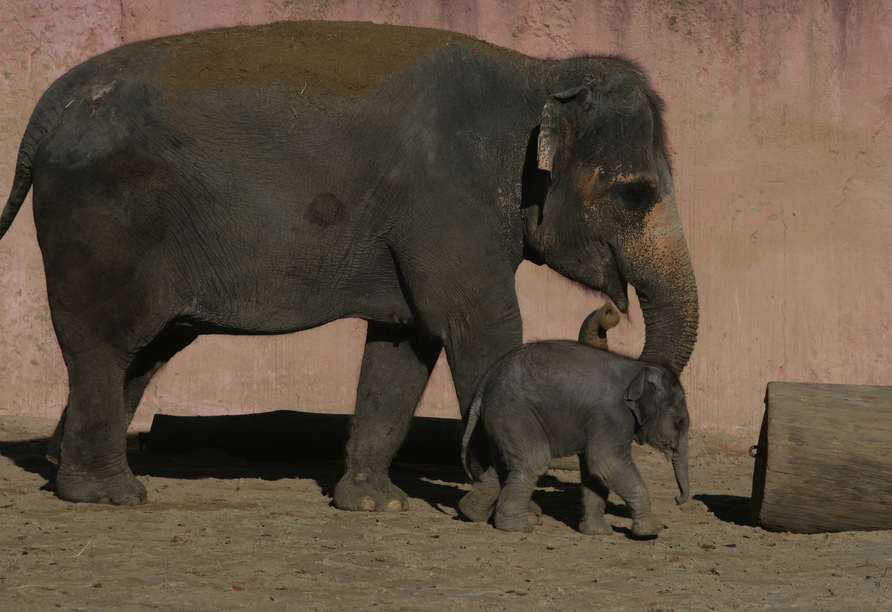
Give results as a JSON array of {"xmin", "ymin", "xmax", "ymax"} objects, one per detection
[
  {"xmin": 528, "ymin": 474, "xmax": 642, "ymax": 536},
  {"xmin": 0, "ymin": 435, "xmax": 752, "ymax": 532},
  {"xmin": 0, "ymin": 432, "xmax": 471, "ymax": 512},
  {"xmin": 2, "ymin": 434, "xmax": 650, "ymax": 531}
]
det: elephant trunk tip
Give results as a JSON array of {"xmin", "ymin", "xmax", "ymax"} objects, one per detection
[
  {"xmin": 675, "ymin": 491, "xmax": 689, "ymax": 505},
  {"xmin": 578, "ymin": 303, "xmax": 620, "ymax": 349}
]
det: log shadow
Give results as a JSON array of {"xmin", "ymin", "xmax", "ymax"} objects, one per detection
[{"xmin": 695, "ymin": 493, "xmax": 753, "ymax": 527}]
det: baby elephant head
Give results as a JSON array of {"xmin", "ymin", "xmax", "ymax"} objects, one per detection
[
  {"xmin": 578, "ymin": 302, "xmax": 621, "ymax": 350},
  {"xmin": 622, "ymin": 365, "xmax": 690, "ymax": 505}
]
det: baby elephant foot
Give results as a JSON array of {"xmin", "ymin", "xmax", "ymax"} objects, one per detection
[
  {"xmin": 631, "ymin": 514, "xmax": 665, "ymax": 537},
  {"xmin": 458, "ymin": 475, "xmax": 501, "ymax": 522},
  {"xmin": 333, "ymin": 469, "xmax": 408, "ymax": 512},
  {"xmin": 528, "ymin": 500, "xmax": 543, "ymax": 522},
  {"xmin": 494, "ymin": 511, "xmax": 535, "ymax": 533},
  {"xmin": 579, "ymin": 516, "xmax": 613, "ymax": 536},
  {"xmin": 458, "ymin": 489, "xmax": 497, "ymax": 523}
]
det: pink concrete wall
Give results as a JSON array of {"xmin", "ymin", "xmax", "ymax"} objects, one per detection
[{"xmin": 1, "ymin": 1, "xmax": 891, "ymax": 448}]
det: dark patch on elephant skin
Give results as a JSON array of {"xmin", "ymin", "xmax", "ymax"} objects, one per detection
[{"xmin": 304, "ymin": 193, "xmax": 345, "ymax": 228}]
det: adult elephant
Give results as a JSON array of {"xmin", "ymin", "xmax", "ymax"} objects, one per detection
[{"xmin": 0, "ymin": 21, "xmax": 698, "ymax": 510}]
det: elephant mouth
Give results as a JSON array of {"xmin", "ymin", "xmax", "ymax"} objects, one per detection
[{"xmin": 602, "ymin": 244, "xmax": 630, "ymax": 313}]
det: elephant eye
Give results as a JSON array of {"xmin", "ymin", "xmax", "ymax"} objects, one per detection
[{"xmin": 610, "ymin": 180, "xmax": 657, "ymax": 211}]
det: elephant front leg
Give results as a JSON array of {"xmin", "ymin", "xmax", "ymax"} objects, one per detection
[
  {"xmin": 333, "ymin": 322, "xmax": 442, "ymax": 512},
  {"xmin": 593, "ymin": 451, "xmax": 664, "ymax": 537}
]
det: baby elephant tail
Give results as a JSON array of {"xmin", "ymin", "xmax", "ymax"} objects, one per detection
[{"xmin": 461, "ymin": 391, "xmax": 484, "ymax": 481}]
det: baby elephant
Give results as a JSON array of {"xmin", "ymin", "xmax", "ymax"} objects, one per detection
[{"xmin": 459, "ymin": 304, "xmax": 690, "ymax": 536}]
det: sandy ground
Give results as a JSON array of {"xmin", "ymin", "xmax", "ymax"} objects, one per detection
[{"xmin": 1, "ymin": 415, "xmax": 891, "ymax": 612}]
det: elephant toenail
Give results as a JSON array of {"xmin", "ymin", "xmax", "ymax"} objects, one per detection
[
  {"xmin": 354, "ymin": 472, "xmax": 367, "ymax": 481},
  {"xmin": 358, "ymin": 498, "xmax": 376, "ymax": 511},
  {"xmin": 384, "ymin": 500, "xmax": 404, "ymax": 512}
]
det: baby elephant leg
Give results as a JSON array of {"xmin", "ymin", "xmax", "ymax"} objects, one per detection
[
  {"xmin": 493, "ymin": 458, "xmax": 547, "ymax": 533},
  {"xmin": 592, "ymin": 452, "xmax": 664, "ymax": 537},
  {"xmin": 578, "ymin": 457, "xmax": 613, "ymax": 535},
  {"xmin": 459, "ymin": 466, "xmax": 501, "ymax": 523}
]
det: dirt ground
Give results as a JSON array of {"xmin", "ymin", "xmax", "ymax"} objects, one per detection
[{"xmin": 1, "ymin": 415, "xmax": 891, "ymax": 612}]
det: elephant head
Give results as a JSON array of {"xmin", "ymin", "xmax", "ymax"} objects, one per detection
[
  {"xmin": 523, "ymin": 66, "xmax": 699, "ymax": 375},
  {"xmin": 577, "ymin": 302, "xmax": 620, "ymax": 350},
  {"xmin": 622, "ymin": 365, "xmax": 690, "ymax": 505}
]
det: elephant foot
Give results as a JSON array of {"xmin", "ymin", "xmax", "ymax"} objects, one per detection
[
  {"xmin": 631, "ymin": 514, "xmax": 665, "ymax": 537},
  {"xmin": 579, "ymin": 516, "xmax": 613, "ymax": 536},
  {"xmin": 458, "ymin": 481, "xmax": 500, "ymax": 522},
  {"xmin": 333, "ymin": 469, "xmax": 408, "ymax": 512},
  {"xmin": 494, "ymin": 510, "xmax": 535, "ymax": 533},
  {"xmin": 55, "ymin": 466, "xmax": 147, "ymax": 505}
]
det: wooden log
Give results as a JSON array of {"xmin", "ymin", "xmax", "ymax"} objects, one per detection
[
  {"xmin": 751, "ymin": 382, "xmax": 892, "ymax": 533},
  {"xmin": 144, "ymin": 410, "xmax": 464, "ymax": 467}
]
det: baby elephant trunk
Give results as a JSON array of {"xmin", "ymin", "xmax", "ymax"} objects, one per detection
[
  {"xmin": 578, "ymin": 303, "xmax": 620, "ymax": 350},
  {"xmin": 672, "ymin": 434, "xmax": 690, "ymax": 505}
]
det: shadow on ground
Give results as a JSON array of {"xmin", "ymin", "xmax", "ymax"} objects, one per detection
[
  {"xmin": 695, "ymin": 493, "xmax": 752, "ymax": 526},
  {"xmin": 0, "ymin": 432, "xmax": 469, "ymax": 512}
]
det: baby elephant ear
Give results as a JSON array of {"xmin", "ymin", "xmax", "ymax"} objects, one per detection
[
  {"xmin": 537, "ymin": 86, "xmax": 592, "ymax": 172},
  {"xmin": 622, "ymin": 366, "xmax": 664, "ymax": 444}
]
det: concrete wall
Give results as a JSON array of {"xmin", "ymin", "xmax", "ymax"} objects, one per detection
[{"xmin": 1, "ymin": 1, "xmax": 890, "ymax": 448}]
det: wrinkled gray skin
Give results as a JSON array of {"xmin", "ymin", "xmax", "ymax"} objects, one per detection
[
  {"xmin": 578, "ymin": 302, "xmax": 621, "ymax": 350},
  {"xmin": 459, "ymin": 309, "xmax": 690, "ymax": 535},
  {"xmin": 0, "ymin": 21, "xmax": 697, "ymax": 509}
]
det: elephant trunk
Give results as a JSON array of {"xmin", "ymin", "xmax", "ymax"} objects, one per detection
[
  {"xmin": 671, "ymin": 433, "xmax": 690, "ymax": 505},
  {"xmin": 635, "ymin": 235, "xmax": 699, "ymax": 376},
  {"xmin": 578, "ymin": 302, "xmax": 620, "ymax": 350}
]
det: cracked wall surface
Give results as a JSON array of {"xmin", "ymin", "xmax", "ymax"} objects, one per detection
[{"xmin": 0, "ymin": 0, "xmax": 890, "ymax": 446}]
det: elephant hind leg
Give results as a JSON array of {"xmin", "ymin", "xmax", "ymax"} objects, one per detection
[
  {"xmin": 123, "ymin": 324, "xmax": 199, "ymax": 415},
  {"xmin": 578, "ymin": 455, "xmax": 613, "ymax": 535},
  {"xmin": 47, "ymin": 324, "xmax": 198, "ymax": 467},
  {"xmin": 54, "ymin": 346, "xmax": 144, "ymax": 505},
  {"xmin": 334, "ymin": 322, "xmax": 442, "ymax": 512},
  {"xmin": 51, "ymin": 322, "xmax": 198, "ymax": 505},
  {"xmin": 47, "ymin": 324, "xmax": 198, "ymax": 464},
  {"xmin": 459, "ymin": 465, "xmax": 501, "ymax": 522},
  {"xmin": 493, "ymin": 468, "xmax": 545, "ymax": 533}
]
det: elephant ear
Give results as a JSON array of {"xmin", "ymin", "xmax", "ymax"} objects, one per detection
[
  {"xmin": 537, "ymin": 86, "xmax": 592, "ymax": 172},
  {"xmin": 622, "ymin": 366, "xmax": 665, "ymax": 445}
]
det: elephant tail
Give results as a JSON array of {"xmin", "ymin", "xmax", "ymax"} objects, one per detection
[
  {"xmin": 461, "ymin": 391, "xmax": 485, "ymax": 481},
  {"xmin": 0, "ymin": 150, "xmax": 34, "ymax": 240},
  {"xmin": 1, "ymin": 74, "xmax": 74, "ymax": 240}
]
